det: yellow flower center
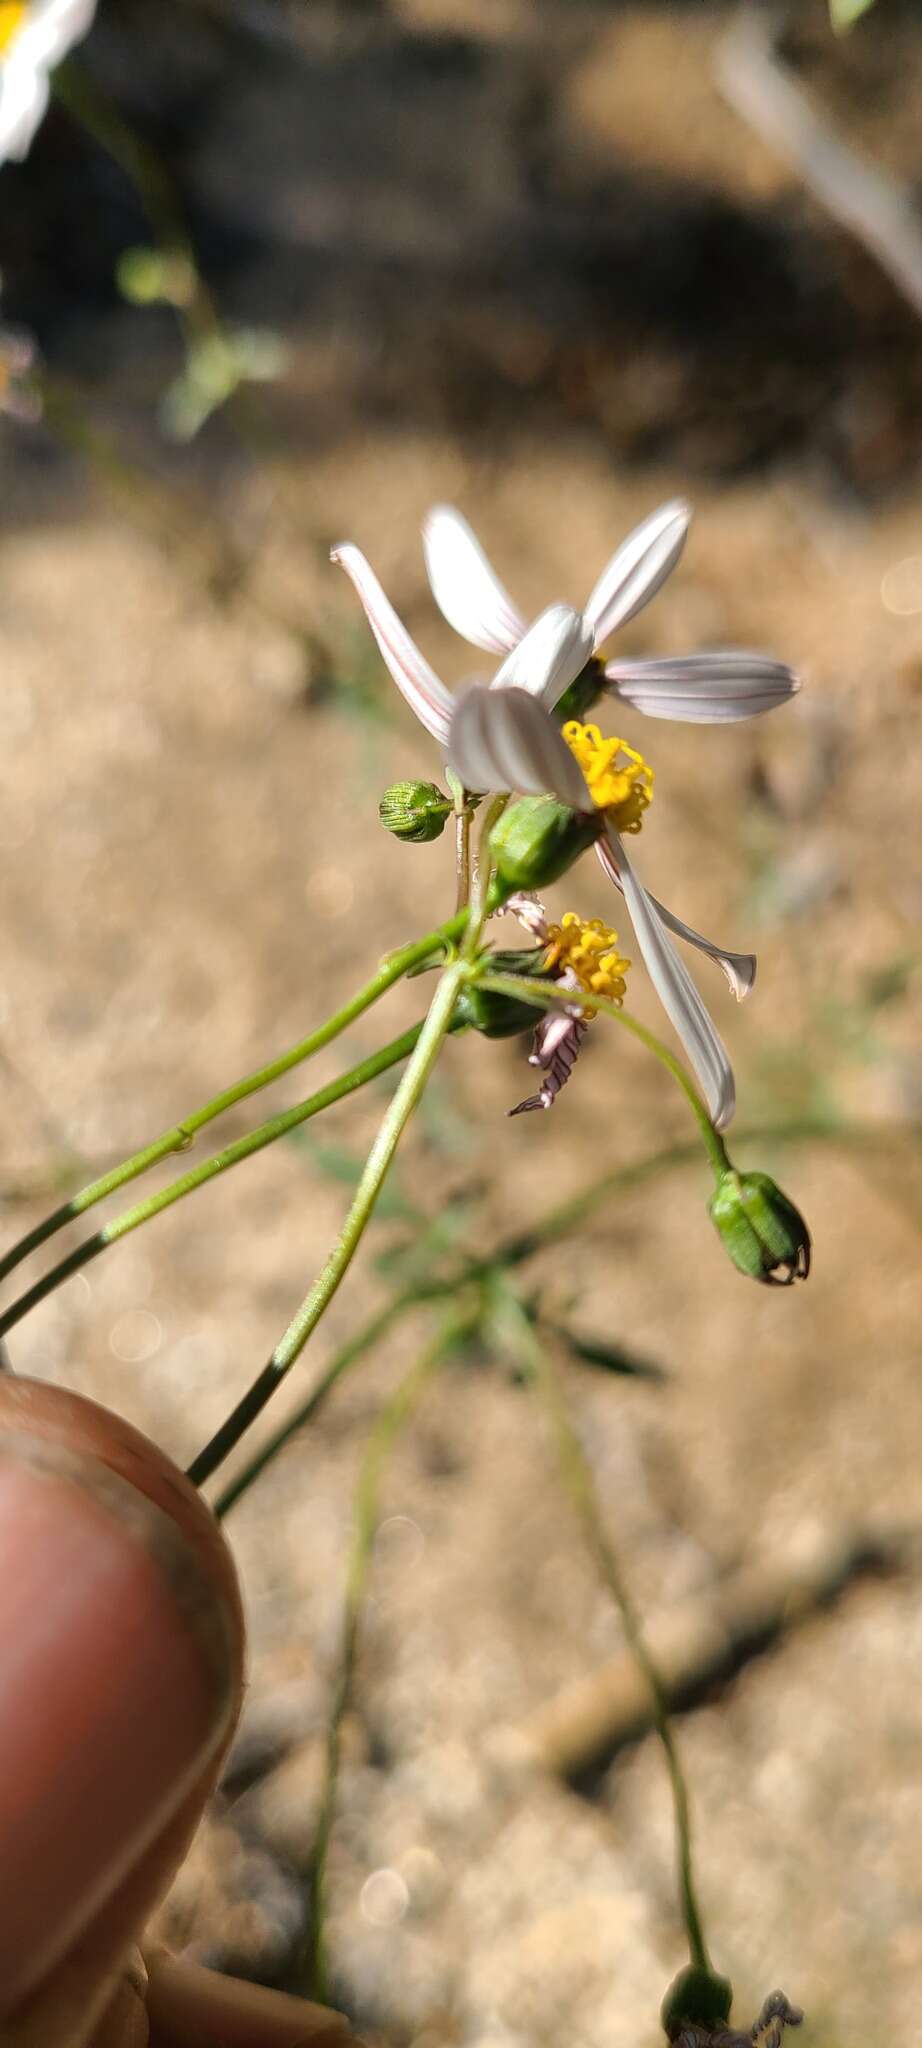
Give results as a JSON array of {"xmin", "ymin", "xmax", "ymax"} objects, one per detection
[
  {"xmin": 0, "ymin": 3, "xmax": 27, "ymax": 56},
  {"xmin": 562, "ymin": 719, "xmax": 653, "ymax": 834},
  {"xmin": 544, "ymin": 911, "xmax": 630, "ymax": 1012}
]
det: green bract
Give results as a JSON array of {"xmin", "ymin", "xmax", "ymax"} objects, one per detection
[
  {"xmin": 378, "ymin": 780, "xmax": 452, "ymax": 843},
  {"xmin": 455, "ymin": 951, "xmax": 547, "ymax": 1038},
  {"xmin": 709, "ymin": 1169, "xmax": 811, "ymax": 1286},
  {"xmin": 490, "ymin": 795, "xmax": 600, "ymax": 891}
]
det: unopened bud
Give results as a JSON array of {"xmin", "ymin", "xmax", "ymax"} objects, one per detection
[
  {"xmin": 490, "ymin": 795, "xmax": 600, "ymax": 891},
  {"xmin": 661, "ymin": 1963, "xmax": 734, "ymax": 2042},
  {"xmin": 709, "ymin": 1169, "xmax": 811, "ymax": 1286},
  {"xmin": 455, "ymin": 951, "xmax": 546, "ymax": 1038},
  {"xmin": 379, "ymin": 780, "xmax": 452, "ymax": 843}
]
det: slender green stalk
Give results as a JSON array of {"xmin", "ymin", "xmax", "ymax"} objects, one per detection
[
  {"xmin": 187, "ymin": 964, "xmax": 466, "ymax": 1488},
  {"xmin": 511, "ymin": 1300, "xmax": 711, "ymax": 1973},
  {"xmin": 477, "ymin": 971, "xmax": 730, "ymax": 1180},
  {"xmin": 0, "ymin": 1026, "xmax": 434, "ymax": 1343},
  {"xmin": 54, "ymin": 65, "xmax": 204, "ymax": 322},
  {"xmin": 0, "ymin": 908, "xmax": 471, "ymax": 1288},
  {"xmin": 211, "ymin": 1110, "xmax": 892, "ymax": 1518},
  {"xmin": 307, "ymin": 1308, "xmax": 474, "ymax": 1999},
  {"xmin": 213, "ymin": 1294, "xmax": 422, "ymax": 1520}
]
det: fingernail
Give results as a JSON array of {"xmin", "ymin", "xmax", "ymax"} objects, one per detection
[
  {"xmin": 0, "ymin": 1433, "xmax": 238, "ymax": 2013},
  {"xmin": 146, "ymin": 1953, "xmax": 356, "ymax": 2047}
]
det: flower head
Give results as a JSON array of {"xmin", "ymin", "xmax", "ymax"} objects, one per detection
[
  {"xmin": 449, "ymin": 684, "xmax": 739, "ymax": 1129},
  {"xmin": 543, "ymin": 911, "xmax": 630, "ymax": 1012},
  {"xmin": 424, "ymin": 499, "xmax": 799, "ymax": 725},
  {"xmin": 0, "ymin": 0, "xmax": 96, "ymax": 165}
]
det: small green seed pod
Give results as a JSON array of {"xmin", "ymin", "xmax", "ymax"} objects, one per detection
[
  {"xmin": 490, "ymin": 795, "xmax": 600, "ymax": 892},
  {"xmin": 709, "ymin": 1169, "xmax": 811, "ymax": 1285},
  {"xmin": 661, "ymin": 1963, "xmax": 734, "ymax": 2042},
  {"xmin": 379, "ymin": 780, "xmax": 452, "ymax": 844}
]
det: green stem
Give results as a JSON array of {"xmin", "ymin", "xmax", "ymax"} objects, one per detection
[
  {"xmin": 187, "ymin": 964, "xmax": 466, "ymax": 1489},
  {"xmin": 54, "ymin": 62, "xmax": 215, "ymax": 340},
  {"xmin": 211, "ymin": 1110, "xmax": 881, "ymax": 1518},
  {"xmin": 0, "ymin": 1025, "xmax": 434, "ymax": 1343},
  {"xmin": 512, "ymin": 1303, "xmax": 711, "ymax": 1973},
  {"xmin": 307, "ymin": 1308, "xmax": 474, "ymax": 1999},
  {"xmin": 0, "ymin": 908, "xmax": 471, "ymax": 1288},
  {"xmin": 213, "ymin": 1293, "xmax": 421, "ymax": 1520},
  {"xmin": 477, "ymin": 971, "xmax": 730, "ymax": 1180}
]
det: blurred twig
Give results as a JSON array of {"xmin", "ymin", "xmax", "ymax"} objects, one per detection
[
  {"xmin": 717, "ymin": 5, "xmax": 922, "ymax": 320},
  {"xmin": 517, "ymin": 1520, "xmax": 914, "ymax": 1782}
]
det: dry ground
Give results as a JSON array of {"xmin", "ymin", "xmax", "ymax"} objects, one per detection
[{"xmin": 1, "ymin": 3, "xmax": 921, "ymax": 2044}]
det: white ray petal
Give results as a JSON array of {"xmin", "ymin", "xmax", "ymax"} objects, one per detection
[
  {"xmin": 604, "ymin": 652, "xmax": 799, "ymax": 724},
  {"xmin": 491, "ymin": 603, "xmax": 594, "ymax": 709},
  {"xmin": 331, "ymin": 543, "xmax": 454, "ymax": 747},
  {"xmin": 607, "ymin": 828, "xmax": 736, "ymax": 1129},
  {"xmin": 596, "ymin": 839, "xmax": 756, "ymax": 1000},
  {"xmin": 423, "ymin": 505, "xmax": 527, "ymax": 656},
  {"xmin": 23, "ymin": 0, "xmax": 98, "ymax": 68},
  {"xmin": 0, "ymin": 61, "xmax": 49, "ymax": 162},
  {"xmin": 448, "ymin": 685, "xmax": 591, "ymax": 805},
  {"xmin": 584, "ymin": 499, "xmax": 691, "ymax": 648}
]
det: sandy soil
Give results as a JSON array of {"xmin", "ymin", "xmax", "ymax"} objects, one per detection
[{"xmin": 1, "ymin": 4, "xmax": 920, "ymax": 2044}]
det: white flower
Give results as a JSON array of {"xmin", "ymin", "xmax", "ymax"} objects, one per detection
[
  {"xmin": 331, "ymin": 532, "xmax": 770, "ymax": 1130},
  {"xmin": 423, "ymin": 499, "xmax": 799, "ymax": 724},
  {"xmin": 0, "ymin": 0, "xmax": 96, "ymax": 166}
]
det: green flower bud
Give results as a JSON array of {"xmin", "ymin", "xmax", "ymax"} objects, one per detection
[
  {"xmin": 709, "ymin": 1169, "xmax": 811, "ymax": 1286},
  {"xmin": 379, "ymin": 780, "xmax": 452, "ymax": 843},
  {"xmin": 661, "ymin": 1963, "xmax": 734, "ymax": 2042},
  {"xmin": 490, "ymin": 795, "xmax": 600, "ymax": 891},
  {"xmin": 454, "ymin": 950, "xmax": 547, "ymax": 1039}
]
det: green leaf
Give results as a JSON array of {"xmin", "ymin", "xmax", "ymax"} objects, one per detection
[
  {"xmin": 550, "ymin": 1322, "xmax": 666, "ymax": 1383},
  {"xmin": 285, "ymin": 1131, "xmax": 419, "ymax": 1222},
  {"xmin": 829, "ymin": 0, "xmax": 877, "ymax": 31}
]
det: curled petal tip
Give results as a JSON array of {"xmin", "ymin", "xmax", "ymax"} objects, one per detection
[{"xmin": 422, "ymin": 503, "xmax": 526, "ymax": 657}]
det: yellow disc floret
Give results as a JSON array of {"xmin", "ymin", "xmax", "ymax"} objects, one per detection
[
  {"xmin": 562, "ymin": 719, "xmax": 653, "ymax": 834},
  {"xmin": 0, "ymin": 3, "xmax": 27, "ymax": 56},
  {"xmin": 544, "ymin": 911, "xmax": 630, "ymax": 1012}
]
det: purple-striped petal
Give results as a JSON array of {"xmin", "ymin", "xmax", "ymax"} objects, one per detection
[
  {"xmin": 447, "ymin": 684, "xmax": 591, "ymax": 805},
  {"xmin": 604, "ymin": 652, "xmax": 799, "ymax": 724},
  {"xmin": 422, "ymin": 505, "xmax": 527, "ymax": 656},
  {"xmin": 331, "ymin": 543, "xmax": 454, "ymax": 746},
  {"xmin": 492, "ymin": 603, "xmax": 594, "ymax": 709},
  {"xmin": 596, "ymin": 839, "xmax": 756, "ymax": 1000},
  {"xmin": 584, "ymin": 500, "xmax": 691, "ymax": 648},
  {"xmin": 607, "ymin": 827, "xmax": 736, "ymax": 1128}
]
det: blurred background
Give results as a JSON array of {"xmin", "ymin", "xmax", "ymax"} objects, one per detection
[{"xmin": 1, "ymin": 2, "xmax": 921, "ymax": 2042}]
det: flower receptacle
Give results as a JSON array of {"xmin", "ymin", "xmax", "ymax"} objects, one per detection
[
  {"xmin": 661, "ymin": 1962, "xmax": 734, "ymax": 2042},
  {"xmin": 489, "ymin": 795, "xmax": 601, "ymax": 892}
]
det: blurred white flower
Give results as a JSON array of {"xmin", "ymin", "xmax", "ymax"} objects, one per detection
[
  {"xmin": 0, "ymin": 0, "xmax": 96, "ymax": 166},
  {"xmin": 424, "ymin": 499, "xmax": 799, "ymax": 725}
]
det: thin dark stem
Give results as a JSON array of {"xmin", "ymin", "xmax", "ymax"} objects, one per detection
[{"xmin": 516, "ymin": 1305, "xmax": 711, "ymax": 1972}]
